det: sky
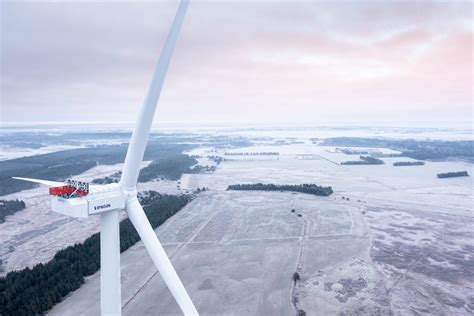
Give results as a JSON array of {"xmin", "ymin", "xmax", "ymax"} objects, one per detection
[{"xmin": 1, "ymin": 0, "xmax": 472, "ymax": 126}]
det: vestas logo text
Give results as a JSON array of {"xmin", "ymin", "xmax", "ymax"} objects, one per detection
[{"xmin": 94, "ymin": 204, "xmax": 111, "ymax": 211}]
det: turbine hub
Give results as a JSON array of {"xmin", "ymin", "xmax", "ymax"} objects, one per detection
[{"xmin": 119, "ymin": 183, "xmax": 138, "ymax": 201}]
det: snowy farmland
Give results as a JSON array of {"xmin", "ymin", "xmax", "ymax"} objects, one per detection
[
  {"xmin": 0, "ymin": 162, "xmax": 158, "ymax": 275},
  {"xmin": 43, "ymin": 142, "xmax": 474, "ymax": 315},
  {"xmin": 51, "ymin": 191, "xmax": 371, "ymax": 315}
]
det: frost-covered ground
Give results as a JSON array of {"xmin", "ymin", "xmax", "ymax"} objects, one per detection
[
  {"xmin": 0, "ymin": 144, "xmax": 83, "ymax": 161},
  {"xmin": 51, "ymin": 190, "xmax": 368, "ymax": 315},
  {"xmin": 0, "ymin": 138, "xmax": 128, "ymax": 161},
  {"xmin": 45, "ymin": 142, "xmax": 473, "ymax": 315},
  {"xmin": 0, "ymin": 163, "xmax": 142, "ymax": 275},
  {"xmin": 1, "ymin": 124, "xmax": 472, "ymax": 313}
]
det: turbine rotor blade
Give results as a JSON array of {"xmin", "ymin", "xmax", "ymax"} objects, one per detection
[
  {"xmin": 12, "ymin": 177, "xmax": 64, "ymax": 187},
  {"xmin": 120, "ymin": 0, "xmax": 189, "ymax": 189},
  {"xmin": 125, "ymin": 198, "xmax": 198, "ymax": 315}
]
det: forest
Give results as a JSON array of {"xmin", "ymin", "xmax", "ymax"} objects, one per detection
[
  {"xmin": 0, "ymin": 193, "xmax": 192, "ymax": 315},
  {"xmin": 227, "ymin": 183, "xmax": 333, "ymax": 196},
  {"xmin": 93, "ymin": 155, "xmax": 215, "ymax": 184},
  {"xmin": 1, "ymin": 130, "xmax": 234, "ymax": 149},
  {"xmin": 337, "ymin": 148, "xmax": 369, "ymax": 155},
  {"xmin": 208, "ymin": 156, "xmax": 223, "ymax": 164},
  {"xmin": 393, "ymin": 161, "xmax": 425, "ymax": 166},
  {"xmin": 437, "ymin": 171, "xmax": 469, "ymax": 178},
  {"xmin": 224, "ymin": 152, "xmax": 279, "ymax": 156},
  {"xmin": 322, "ymin": 138, "xmax": 473, "ymax": 162},
  {"xmin": 1, "ymin": 130, "xmax": 255, "ymax": 196},
  {"xmin": 189, "ymin": 165, "xmax": 217, "ymax": 174},
  {"xmin": 0, "ymin": 200, "xmax": 26, "ymax": 223},
  {"xmin": 92, "ymin": 172, "xmax": 122, "ymax": 184},
  {"xmin": 341, "ymin": 156, "xmax": 384, "ymax": 165},
  {"xmin": 0, "ymin": 142, "xmax": 190, "ymax": 196},
  {"xmin": 138, "ymin": 154, "xmax": 198, "ymax": 182}
]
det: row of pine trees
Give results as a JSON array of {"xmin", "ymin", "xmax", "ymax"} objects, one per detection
[{"xmin": 0, "ymin": 193, "xmax": 192, "ymax": 316}]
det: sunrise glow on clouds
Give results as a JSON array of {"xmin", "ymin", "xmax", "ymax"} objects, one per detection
[{"xmin": 1, "ymin": 1, "xmax": 472, "ymax": 124}]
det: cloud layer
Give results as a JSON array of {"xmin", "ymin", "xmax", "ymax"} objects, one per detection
[{"xmin": 1, "ymin": 1, "xmax": 472, "ymax": 124}]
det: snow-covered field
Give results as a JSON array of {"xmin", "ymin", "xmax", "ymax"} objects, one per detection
[
  {"xmin": 0, "ymin": 163, "xmax": 129, "ymax": 275},
  {"xmin": 0, "ymin": 137, "xmax": 129, "ymax": 161},
  {"xmin": 44, "ymin": 142, "xmax": 473, "ymax": 315},
  {"xmin": 1, "ymin": 126, "xmax": 473, "ymax": 314},
  {"xmin": 0, "ymin": 156, "xmax": 195, "ymax": 276},
  {"xmin": 0, "ymin": 144, "xmax": 82, "ymax": 161},
  {"xmin": 51, "ymin": 190, "xmax": 369, "ymax": 315},
  {"xmin": 185, "ymin": 144, "xmax": 472, "ymax": 213}
]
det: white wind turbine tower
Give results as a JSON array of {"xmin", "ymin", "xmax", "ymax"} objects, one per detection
[{"xmin": 12, "ymin": 0, "xmax": 198, "ymax": 315}]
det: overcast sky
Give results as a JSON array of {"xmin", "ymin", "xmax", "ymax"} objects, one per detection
[{"xmin": 1, "ymin": 0, "xmax": 472, "ymax": 125}]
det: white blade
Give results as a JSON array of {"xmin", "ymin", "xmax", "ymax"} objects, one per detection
[
  {"xmin": 125, "ymin": 198, "xmax": 198, "ymax": 315},
  {"xmin": 12, "ymin": 177, "xmax": 64, "ymax": 187},
  {"xmin": 120, "ymin": 0, "xmax": 189, "ymax": 189}
]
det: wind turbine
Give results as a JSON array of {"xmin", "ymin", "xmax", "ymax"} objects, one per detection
[{"xmin": 12, "ymin": 0, "xmax": 198, "ymax": 315}]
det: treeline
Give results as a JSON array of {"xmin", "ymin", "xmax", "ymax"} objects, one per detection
[
  {"xmin": 437, "ymin": 171, "xmax": 469, "ymax": 178},
  {"xmin": 227, "ymin": 183, "xmax": 333, "ymax": 196},
  {"xmin": 0, "ymin": 193, "xmax": 192, "ymax": 316},
  {"xmin": 393, "ymin": 161, "xmax": 425, "ymax": 166},
  {"xmin": 189, "ymin": 165, "xmax": 216, "ymax": 174},
  {"xmin": 0, "ymin": 200, "xmax": 26, "ymax": 223},
  {"xmin": 341, "ymin": 156, "xmax": 384, "ymax": 165},
  {"xmin": 337, "ymin": 147, "xmax": 404, "ymax": 158},
  {"xmin": 138, "ymin": 155, "xmax": 198, "ymax": 182},
  {"xmin": 208, "ymin": 156, "xmax": 223, "ymax": 164},
  {"xmin": 138, "ymin": 190, "xmax": 162, "ymax": 205},
  {"xmin": 371, "ymin": 152, "xmax": 404, "ymax": 158},
  {"xmin": 273, "ymin": 139, "xmax": 304, "ymax": 145},
  {"xmin": 322, "ymin": 137, "xmax": 473, "ymax": 162},
  {"xmin": 224, "ymin": 152, "xmax": 279, "ymax": 156},
  {"xmin": 92, "ymin": 172, "xmax": 122, "ymax": 184},
  {"xmin": 190, "ymin": 155, "xmax": 222, "ymax": 166},
  {"xmin": 337, "ymin": 148, "xmax": 369, "ymax": 155},
  {"xmin": 0, "ymin": 142, "xmax": 190, "ymax": 196},
  {"xmin": 2, "ymin": 131, "xmax": 134, "ymax": 149},
  {"xmin": 3, "ymin": 130, "xmax": 254, "ymax": 152}
]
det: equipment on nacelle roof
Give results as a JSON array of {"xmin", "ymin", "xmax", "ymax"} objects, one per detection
[{"xmin": 49, "ymin": 179, "xmax": 89, "ymax": 198}]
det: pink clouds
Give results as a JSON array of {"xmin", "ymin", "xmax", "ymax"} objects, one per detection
[{"xmin": 1, "ymin": 1, "xmax": 472, "ymax": 123}]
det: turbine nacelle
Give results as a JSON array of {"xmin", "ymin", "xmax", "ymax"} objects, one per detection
[
  {"xmin": 12, "ymin": 1, "xmax": 197, "ymax": 314},
  {"xmin": 52, "ymin": 183, "xmax": 125, "ymax": 218},
  {"xmin": 13, "ymin": 177, "xmax": 127, "ymax": 218}
]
